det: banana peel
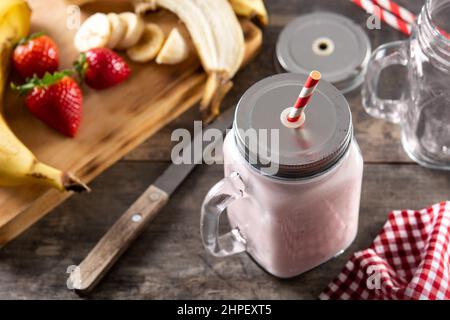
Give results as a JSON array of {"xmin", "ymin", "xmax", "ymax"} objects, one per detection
[
  {"xmin": 0, "ymin": 0, "xmax": 89, "ymax": 192},
  {"xmin": 140, "ymin": 0, "xmax": 245, "ymax": 122},
  {"xmin": 66, "ymin": 0, "xmax": 260, "ymax": 122},
  {"xmin": 229, "ymin": 0, "xmax": 268, "ymax": 26}
]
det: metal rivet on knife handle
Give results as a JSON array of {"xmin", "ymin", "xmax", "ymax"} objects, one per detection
[{"xmin": 68, "ymin": 185, "xmax": 169, "ymax": 293}]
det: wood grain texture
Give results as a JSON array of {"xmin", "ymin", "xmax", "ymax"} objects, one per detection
[
  {"xmin": 0, "ymin": 162, "xmax": 449, "ymax": 299},
  {"xmin": 0, "ymin": 0, "xmax": 442, "ymax": 300},
  {"xmin": 0, "ymin": 0, "xmax": 262, "ymax": 245},
  {"xmin": 69, "ymin": 185, "xmax": 168, "ymax": 293}
]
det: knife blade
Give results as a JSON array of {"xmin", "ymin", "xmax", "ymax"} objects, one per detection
[
  {"xmin": 153, "ymin": 106, "xmax": 235, "ymax": 196},
  {"xmin": 67, "ymin": 106, "xmax": 236, "ymax": 293}
]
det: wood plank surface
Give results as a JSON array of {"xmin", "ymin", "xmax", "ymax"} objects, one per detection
[
  {"xmin": 0, "ymin": 0, "xmax": 445, "ymax": 300},
  {"xmin": 0, "ymin": 162, "xmax": 449, "ymax": 299}
]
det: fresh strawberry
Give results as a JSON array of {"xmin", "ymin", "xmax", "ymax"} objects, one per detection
[
  {"xmin": 12, "ymin": 32, "xmax": 59, "ymax": 79},
  {"xmin": 74, "ymin": 48, "xmax": 130, "ymax": 90},
  {"xmin": 12, "ymin": 72, "xmax": 83, "ymax": 138}
]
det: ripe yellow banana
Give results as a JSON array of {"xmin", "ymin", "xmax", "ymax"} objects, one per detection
[
  {"xmin": 229, "ymin": 0, "xmax": 268, "ymax": 26},
  {"xmin": 0, "ymin": 0, "xmax": 88, "ymax": 192}
]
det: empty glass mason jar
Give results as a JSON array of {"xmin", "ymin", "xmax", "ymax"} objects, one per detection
[
  {"xmin": 362, "ymin": 0, "xmax": 450, "ymax": 169},
  {"xmin": 200, "ymin": 73, "xmax": 364, "ymax": 278}
]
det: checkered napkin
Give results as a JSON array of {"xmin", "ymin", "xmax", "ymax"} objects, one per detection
[{"xmin": 319, "ymin": 201, "xmax": 450, "ymax": 300}]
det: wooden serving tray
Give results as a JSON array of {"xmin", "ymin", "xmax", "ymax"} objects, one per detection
[{"xmin": 0, "ymin": 0, "xmax": 262, "ymax": 245}]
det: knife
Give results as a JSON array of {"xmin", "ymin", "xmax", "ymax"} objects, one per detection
[{"xmin": 67, "ymin": 106, "xmax": 236, "ymax": 293}]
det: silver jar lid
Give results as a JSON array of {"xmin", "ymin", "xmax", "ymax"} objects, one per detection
[
  {"xmin": 275, "ymin": 12, "xmax": 371, "ymax": 94},
  {"xmin": 234, "ymin": 73, "xmax": 352, "ymax": 179}
]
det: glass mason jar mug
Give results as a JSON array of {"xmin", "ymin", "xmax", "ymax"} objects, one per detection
[
  {"xmin": 200, "ymin": 74, "xmax": 364, "ymax": 278},
  {"xmin": 362, "ymin": 0, "xmax": 450, "ymax": 169}
]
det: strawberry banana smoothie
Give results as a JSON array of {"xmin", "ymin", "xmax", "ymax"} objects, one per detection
[
  {"xmin": 223, "ymin": 131, "xmax": 363, "ymax": 277},
  {"xmin": 201, "ymin": 73, "xmax": 363, "ymax": 278}
]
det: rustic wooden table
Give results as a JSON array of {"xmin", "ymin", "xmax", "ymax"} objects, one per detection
[{"xmin": 1, "ymin": 0, "xmax": 447, "ymax": 300}]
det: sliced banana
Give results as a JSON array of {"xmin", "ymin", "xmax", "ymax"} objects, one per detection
[
  {"xmin": 146, "ymin": 0, "xmax": 245, "ymax": 120},
  {"xmin": 116, "ymin": 12, "xmax": 145, "ymax": 50},
  {"xmin": 107, "ymin": 13, "xmax": 126, "ymax": 49},
  {"xmin": 127, "ymin": 23, "xmax": 164, "ymax": 63},
  {"xmin": 74, "ymin": 13, "xmax": 111, "ymax": 52},
  {"xmin": 156, "ymin": 28, "xmax": 189, "ymax": 65}
]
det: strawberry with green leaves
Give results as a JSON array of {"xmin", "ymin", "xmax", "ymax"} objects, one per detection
[
  {"xmin": 74, "ymin": 47, "xmax": 131, "ymax": 90},
  {"xmin": 12, "ymin": 32, "xmax": 59, "ymax": 79},
  {"xmin": 12, "ymin": 72, "xmax": 83, "ymax": 138}
]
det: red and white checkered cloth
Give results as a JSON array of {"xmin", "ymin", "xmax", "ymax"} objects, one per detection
[{"xmin": 319, "ymin": 201, "xmax": 450, "ymax": 300}]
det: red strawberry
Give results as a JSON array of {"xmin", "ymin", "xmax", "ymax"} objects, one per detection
[
  {"xmin": 12, "ymin": 32, "xmax": 59, "ymax": 79},
  {"xmin": 75, "ymin": 48, "xmax": 130, "ymax": 90},
  {"xmin": 12, "ymin": 72, "xmax": 83, "ymax": 138}
]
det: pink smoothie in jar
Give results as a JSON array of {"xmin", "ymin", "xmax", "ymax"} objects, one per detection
[{"xmin": 201, "ymin": 73, "xmax": 363, "ymax": 278}]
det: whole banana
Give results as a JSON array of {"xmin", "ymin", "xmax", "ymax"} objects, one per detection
[{"xmin": 0, "ymin": 0, "xmax": 88, "ymax": 192}]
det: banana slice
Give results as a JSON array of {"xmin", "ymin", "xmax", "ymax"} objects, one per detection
[
  {"xmin": 156, "ymin": 28, "xmax": 189, "ymax": 65},
  {"xmin": 116, "ymin": 12, "xmax": 144, "ymax": 50},
  {"xmin": 107, "ymin": 13, "xmax": 126, "ymax": 49},
  {"xmin": 127, "ymin": 23, "xmax": 164, "ymax": 63},
  {"xmin": 74, "ymin": 13, "xmax": 111, "ymax": 52}
]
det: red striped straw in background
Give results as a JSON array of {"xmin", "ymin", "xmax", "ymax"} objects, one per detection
[
  {"xmin": 351, "ymin": 0, "xmax": 412, "ymax": 35},
  {"xmin": 372, "ymin": 0, "xmax": 416, "ymax": 24},
  {"xmin": 280, "ymin": 71, "xmax": 321, "ymax": 129},
  {"xmin": 351, "ymin": 0, "xmax": 450, "ymax": 39}
]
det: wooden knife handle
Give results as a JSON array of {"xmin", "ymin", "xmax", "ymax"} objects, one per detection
[{"xmin": 68, "ymin": 185, "xmax": 169, "ymax": 294}]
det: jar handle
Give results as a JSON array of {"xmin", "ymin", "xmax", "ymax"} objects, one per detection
[
  {"xmin": 362, "ymin": 40, "xmax": 410, "ymax": 124},
  {"xmin": 200, "ymin": 172, "xmax": 247, "ymax": 257}
]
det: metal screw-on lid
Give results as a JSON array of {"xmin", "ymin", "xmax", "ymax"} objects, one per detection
[
  {"xmin": 275, "ymin": 12, "xmax": 371, "ymax": 94},
  {"xmin": 234, "ymin": 73, "xmax": 352, "ymax": 179}
]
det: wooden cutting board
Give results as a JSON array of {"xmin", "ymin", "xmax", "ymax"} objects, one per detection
[{"xmin": 0, "ymin": 0, "xmax": 262, "ymax": 245}]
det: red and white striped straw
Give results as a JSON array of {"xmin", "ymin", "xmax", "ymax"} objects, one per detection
[
  {"xmin": 351, "ymin": 0, "xmax": 412, "ymax": 35},
  {"xmin": 287, "ymin": 70, "xmax": 321, "ymax": 123},
  {"xmin": 352, "ymin": 0, "xmax": 450, "ymax": 40},
  {"xmin": 373, "ymin": 0, "xmax": 450, "ymax": 39},
  {"xmin": 372, "ymin": 0, "xmax": 416, "ymax": 24}
]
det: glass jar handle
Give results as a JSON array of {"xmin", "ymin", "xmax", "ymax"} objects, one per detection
[
  {"xmin": 362, "ymin": 40, "xmax": 410, "ymax": 124},
  {"xmin": 200, "ymin": 172, "xmax": 247, "ymax": 257}
]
